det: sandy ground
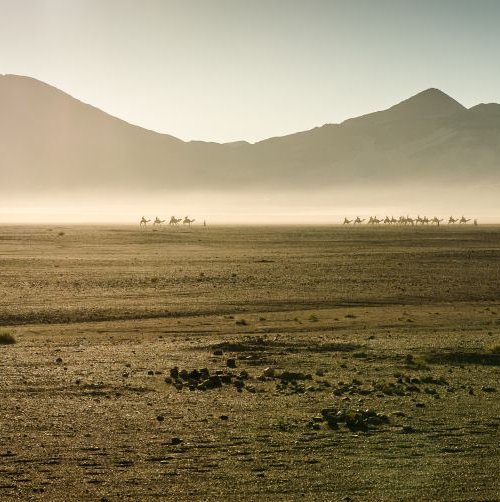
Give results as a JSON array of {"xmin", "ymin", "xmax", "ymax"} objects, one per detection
[{"xmin": 1, "ymin": 225, "xmax": 499, "ymax": 501}]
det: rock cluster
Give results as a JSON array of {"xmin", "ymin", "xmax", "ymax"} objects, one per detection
[
  {"xmin": 331, "ymin": 374, "xmax": 449, "ymax": 398},
  {"xmin": 165, "ymin": 366, "xmax": 249, "ymax": 392},
  {"xmin": 310, "ymin": 407, "xmax": 390, "ymax": 431}
]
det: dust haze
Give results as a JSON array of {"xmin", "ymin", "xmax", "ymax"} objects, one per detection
[
  {"xmin": 1, "ymin": 185, "xmax": 498, "ymax": 224},
  {"xmin": 2, "ymin": 76, "xmax": 500, "ymax": 226}
]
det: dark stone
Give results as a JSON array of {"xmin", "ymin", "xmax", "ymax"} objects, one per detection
[
  {"xmin": 280, "ymin": 371, "xmax": 311, "ymax": 382},
  {"xmin": 205, "ymin": 376, "xmax": 222, "ymax": 389},
  {"xmin": 188, "ymin": 369, "xmax": 201, "ymax": 380},
  {"xmin": 220, "ymin": 374, "xmax": 232, "ymax": 384}
]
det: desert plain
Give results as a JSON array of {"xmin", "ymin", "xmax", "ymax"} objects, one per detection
[{"xmin": 0, "ymin": 224, "xmax": 499, "ymax": 501}]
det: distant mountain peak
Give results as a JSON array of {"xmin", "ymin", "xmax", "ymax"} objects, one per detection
[{"xmin": 388, "ymin": 87, "xmax": 466, "ymax": 117}]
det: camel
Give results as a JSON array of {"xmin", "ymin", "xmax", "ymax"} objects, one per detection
[
  {"xmin": 153, "ymin": 217, "xmax": 165, "ymax": 227},
  {"xmin": 383, "ymin": 216, "xmax": 391, "ymax": 225},
  {"xmin": 354, "ymin": 217, "xmax": 365, "ymax": 224},
  {"xmin": 368, "ymin": 216, "xmax": 382, "ymax": 225},
  {"xmin": 459, "ymin": 216, "xmax": 471, "ymax": 224},
  {"xmin": 431, "ymin": 217, "xmax": 444, "ymax": 226},
  {"xmin": 169, "ymin": 216, "xmax": 182, "ymax": 226},
  {"xmin": 448, "ymin": 216, "xmax": 458, "ymax": 224},
  {"xmin": 140, "ymin": 216, "xmax": 150, "ymax": 227},
  {"xmin": 343, "ymin": 218, "xmax": 352, "ymax": 225},
  {"xmin": 419, "ymin": 215, "xmax": 431, "ymax": 225},
  {"xmin": 183, "ymin": 217, "xmax": 195, "ymax": 227}
]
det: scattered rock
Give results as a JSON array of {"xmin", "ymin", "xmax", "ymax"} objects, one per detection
[
  {"xmin": 482, "ymin": 386, "xmax": 496, "ymax": 392},
  {"xmin": 234, "ymin": 380, "xmax": 245, "ymax": 391},
  {"xmin": 262, "ymin": 367, "xmax": 275, "ymax": 378},
  {"xmin": 392, "ymin": 411, "xmax": 406, "ymax": 417},
  {"xmin": 401, "ymin": 425, "xmax": 416, "ymax": 433},
  {"xmin": 220, "ymin": 374, "xmax": 232, "ymax": 384},
  {"xmin": 165, "ymin": 366, "xmax": 239, "ymax": 392},
  {"xmin": 280, "ymin": 371, "xmax": 311, "ymax": 382},
  {"xmin": 188, "ymin": 369, "xmax": 201, "ymax": 380},
  {"xmin": 315, "ymin": 406, "xmax": 389, "ymax": 432}
]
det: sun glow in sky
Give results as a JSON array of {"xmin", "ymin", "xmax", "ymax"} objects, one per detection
[{"xmin": 1, "ymin": 0, "xmax": 500, "ymax": 143}]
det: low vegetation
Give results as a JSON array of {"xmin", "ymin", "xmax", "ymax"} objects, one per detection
[{"xmin": 0, "ymin": 330, "xmax": 16, "ymax": 345}]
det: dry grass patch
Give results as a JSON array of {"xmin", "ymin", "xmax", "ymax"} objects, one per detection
[{"xmin": 0, "ymin": 330, "xmax": 16, "ymax": 345}]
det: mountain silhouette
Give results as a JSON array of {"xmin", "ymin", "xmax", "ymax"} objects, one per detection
[{"xmin": 1, "ymin": 74, "xmax": 499, "ymax": 192}]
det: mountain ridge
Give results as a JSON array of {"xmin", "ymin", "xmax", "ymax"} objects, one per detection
[{"xmin": 1, "ymin": 74, "xmax": 499, "ymax": 191}]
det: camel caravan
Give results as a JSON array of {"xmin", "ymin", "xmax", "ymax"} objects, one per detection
[
  {"xmin": 139, "ymin": 216, "xmax": 199, "ymax": 230},
  {"xmin": 343, "ymin": 215, "xmax": 477, "ymax": 226}
]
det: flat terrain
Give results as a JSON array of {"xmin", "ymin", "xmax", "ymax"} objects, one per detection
[{"xmin": 1, "ymin": 225, "xmax": 499, "ymax": 501}]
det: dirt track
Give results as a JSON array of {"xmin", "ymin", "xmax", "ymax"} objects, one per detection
[{"xmin": 1, "ymin": 225, "xmax": 499, "ymax": 500}]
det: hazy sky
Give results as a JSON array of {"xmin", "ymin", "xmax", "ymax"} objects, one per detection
[{"xmin": 1, "ymin": 0, "xmax": 500, "ymax": 143}]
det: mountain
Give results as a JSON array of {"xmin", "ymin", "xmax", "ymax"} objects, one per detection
[{"xmin": 1, "ymin": 74, "xmax": 499, "ymax": 192}]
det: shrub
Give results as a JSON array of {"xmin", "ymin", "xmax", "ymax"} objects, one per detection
[{"xmin": 0, "ymin": 330, "xmax": 16, "ymax": 345}]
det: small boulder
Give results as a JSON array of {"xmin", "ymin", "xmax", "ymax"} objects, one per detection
[{"xmin": 262, "ymin": 367, "xmax": 275, "ymax": 378}]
